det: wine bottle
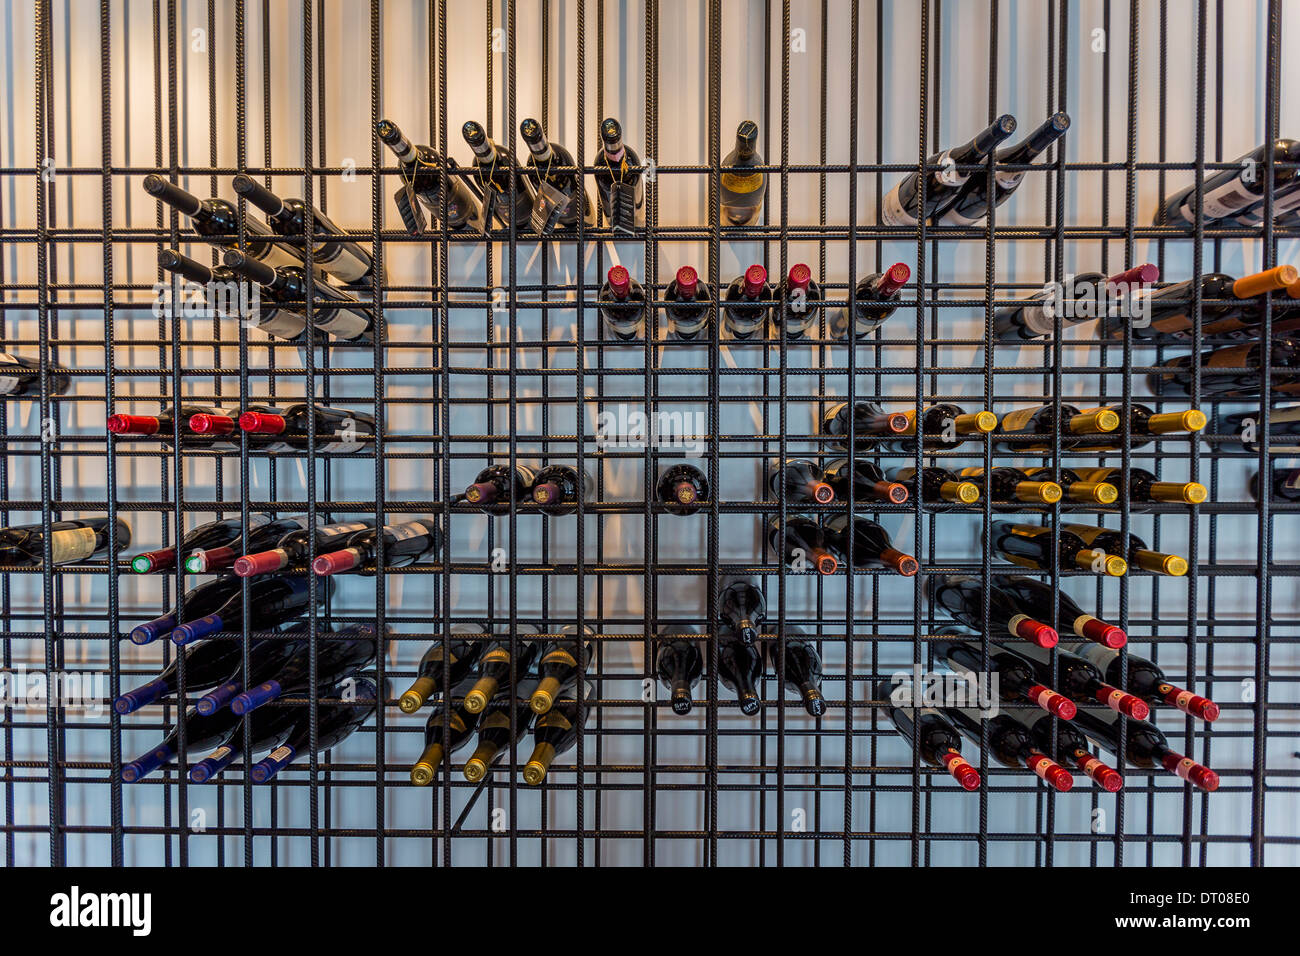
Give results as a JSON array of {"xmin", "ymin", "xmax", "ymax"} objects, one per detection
[
  {"xmin": 463, "ymin": 697, "xmax": 535, "ymax": 782},
  {"xmin": 764, "ymin": 628, "xmax": 826, "ymax": 716},
  {"xmin": 249, "ymin": 674, "xmax": 381, "ymax": 783},
  {"xmin": 311, "ymin": 517, "xmax": 442, "ymax": 576},
  {"xmin": 719, "ymin": 579, "xmax": 766, "ymax": 646},
  {"xmin": 823, "ymin": 514, "xmax": 919, "ymax": 576},
  {"xmin": 462, "ymin": 625, "xmax": 541, "ymax": 714},
  {"xmin": 957, "ymin": 467, "xmax": 1063, "ymax": 505},
  {"xmin": 592, "ymin": 118, "xmax": 644, "ymax": 233},
  {"xmin": 1229, "ymin": 177, "xmax": 1300, "ymax": 228},
  {"xmin": 719, "ymin": 120, "xmax": 767, "ymax": 226},
  {"xmin": 376, "ymin": 118, "xmax": 481, "ymax": 233},
  {"xmin": 769, "ymin": 458, "xmax": 836, "ymax": 505},
  {"xmin": 193, "ymin": 632, "xmax": 309, "ymax": 715},
  {"xmin": 230, "ymin": 174, "xmax": 376, "ymax": 284},
  {"xmin": 0, "ymin": 517, "xmax": 129, "ymax": 570},
  {"xmin": 988, "ymin": 520, "xmax": 1128, "ymax": 576},
  {"xmin": 120, "ymin": 705, "xmax": 243, "ymax": 783},
  {"xmin": 529, "ymin": 625, "xmax": 595, "ymax": 714},
  {"xmin": 0, "ymin": 351, "xmax": 70, "ymax": 397},
  {"xmin": 169, "ymin": 574, "xmax": 329, "ymax": 645},
  {"xmin": 231, "ymin": 624, "xmax": 380, "ymax": 714},
  {"xmin": 463, "ymin": 463, "xmax": 538, "ymax": 514},
  {"xmin": 1152, "ymin": 337, "xmax": 1300, "ymax": 400},
  {"xmin": 597, "ymin": 266, "xmax": 647, "ymax": 341},
  {"xmin": 410, "ymin": 703, "xmax": 480, "ymax": 786},
  {"xmin": 933, "ymin": 637, "xmax": 1077, "ymax": 718},
  {"xmin": 873, "ymin": 679, "xmax": 981, "ymax": 790},
  {"xmin": 820, "ymin": 401, "xmax": 909, "ymax": 449},
  {"xmin": 518, "ymin": 117, "xmax": 595, "ymax": 233},
  {"xmin": 1060, "ymin": 523, "xmax": 1188, "ymax": 576},
  {"xmin": 188, "ymin": 701, "xmax": 304, "ymax": 784},
  {"xmin": 523, "ymin": 687, "xmax": 591, "ymax": 785},
  {"xmin": 1224, "ymin": 405, "xmax": 1300, "ymax": 455},
  {"xmin": 664, "ymin": 266, "xmax": 712, "ymax": 340},
  {"xmin": 239, "ymin": 403, "xmax": 375, "ymax": 453},
  {"xmin": 233, "ymin": 519, "xmax": 377, "ymax": 578},
  {"xmin": 1252, "ymin": 463, "xmax": 1300, "ymax": 502},
  {"xmin": 1159, "ymin": 139, "xmax": 1300, "ymax": 226},
  {"xmin": 717, "ymin": 628, "xmax": 763, "ymax": 715},
  {"xmin": 994, "ymin": 404, "xmax": 1120, "ymax": 452},
  {"xmin": 1002, "ymin": 706, "xmax": 1123, "ymax": 792},
  {"xmin": 1021, "ymin": 466, "xmax": 1117, "ymax": 505},
  {"xmin": 937, "ymin": 112, "xmax": 1071, "ymax": 225},
  {"xmin": 1124, "ymin": 267, "xmax": 1297, "ymax": 341},
  {"xmin": 1072, "ymin": 707, "xmax": 1219, "ymax": 791},
  {"xmin": 222, "ymin": 250, "xmax": 375, "ymax": 343},
  {"xmin": 141, "ymin": 174, "xmax": 304, "ymax": 270},
  {"xmin": 931, "ymin": 576, "xmax": 1059, "ymax": 648},
  {"xmin": 655, "ymin": 630, "xmax": 704, "ymax": 715},
  {"xmin": 823, "ymin": 458, "xmax": 906, "ymax": 504},
  {"xmin": 115, "ymin": 636, "xmax": 288, "ymax": 715},
  {"xmin": 881, "ymin": 115, "xmax": 1017, "ymax": 226},
  {"xmin": 766, "ymin": 515, "xmax": 839, "ymax": 575},
  {"xmin": 657, "ymin": 463, "xmax": 710, "ymax": 516},
  {"xmin": 831, "ymin": 262, "xmax": 910, "ymax": 339},
  {"xmin": 531, "ymin": 464, "xmax": 593, "ymax": 516},
  {"xmin": 1071, "ymin": 405, "xmax": 1209, "ymax": 456},
  {"xmin": 157, "ymin": 249, "xmax": 254, "ymax": 326},
  {"xmin": 186, "ymin": 514, "xmax": 323, "ymax": 574},
  {"xmin": 773, "ymin": 264, "xmax": 822, "ymax": 338},
  {"xmin": 887, "ymin": 404, "xmax": 998, "ymax": 451},
  {"xmin": 107, "ymin": 403, "xmax": 240, "ymax": 447},
  {"xmin": 886, "ymin": 466, "xmax": 981, "ymax": 505},
  {"xmin": 1069, "ymin": 643, "xmax": 1220, "ymax": 722},
  {"xmin": 398, "ymin": 624, "xmax": 488, "ymax": 714},
  {"xmin": 722, "ymin": 264, "xmax": 773, "ymax": 339},
  {"xmin": 130, "ymin": 514, "xmax": 266, "ymax": 575},
  {"xmin": 941, "ymin": 705, "xmax": 1074, "ymax": 791},
  {"xmin": 461, "ymin": 119, "xmax": 535, "ymax": 228},
  {"xmin": 997, "ymin": 574, "xmax": 1127, "ymax": 648},
  {"xmin": 995, "ymin": 641, "xmax": 1150, "ymax": 719},
  {"xmin": 1072, "ymin": 466, "xmax": 1206, "ymax": 505},
  {"xmin": 130, "ymin": 575, "xmax": 244, "ymax": 645}
]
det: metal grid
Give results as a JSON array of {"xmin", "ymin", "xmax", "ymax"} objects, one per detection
[{"xmin": 1, "ymin": 0, "xmax": 1297, "ymax": 867}]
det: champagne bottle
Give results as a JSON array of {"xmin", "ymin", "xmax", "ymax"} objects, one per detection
[
  {"xmin": 766, "ymin": 515, "xmax": 838, "ymax": 575},
  {"xmin": 462, "ymin": 626, "xmax": 541, "ymax": 714},
  {"xmin": 719, "ymin": 579, "xmax": 766, "ymax": 645},
  {"xmin": 592, "ymin": 118, "xmax": 645, "ymax": 233},
  {"xmin": 529, "ymin": 625, "xmax": 595, "ymax": 714},
  {"xmin": 410, "ymin": 703, "xmax": 480, "ymax": 786},
  {"xmin": 233, "ymin": 519, "xmax": 377, "ymax": 577},
  {"xmin": 832, "ymin": 262, "xmax": 910, "ymax": 339},
  {"xmin": 881, "ymin": 115, "xmax": 1017, "ymax": 226},
  {"xmin": 1021, "ymin": 466, "xmax": 1117, "ymax": 505},
  {"xmin": 995, "ymin": 641, "xmax": 1150, "ymax": 719},
  {"xmin": 230, "ymin": 174, "xmax": 376, "ymax": 284},
  {"xmin": 1072, "ymin": 466, "xmax": 1207, "ymax": 505},
  {"xmin": 249, "ymin": 675, "xmax": 381, "ymax": 782},
  {"xmin": 994, "ymin": 404, "xmax": 1120, "ymax": 451},
  {"xmin": 997, "ymin": 574, "xmax": 1127, "ymax": 647},
  {"xmin": 823, "ymin": 514, "xmax": 919, "ymax": 575},
  {"xmin": 886, "ymin": 465, "xmax": 981, "ymax": 505},
  {"xmin": 376, "ymin": 118, "xmax": 481, "ymax": 233},
  {"xmin": 1061, "ymin": 522, "xmax": 1188, "ymax": 576},
  {"xmin": 461, "ymin": 119, "xmax": 535, "ymax": 228},
  {"xmin": 463, "ymin": 697, "xmax": 535, "ymax": 782},
  {"xmin": 523, "ymin": 687, "xmax": 591, "ymax": 785},
  {"xmin": 0, "ymin": 517, "xmax": 129, "ymax": 569},
  {"xmin": 1069, "ymin": 643, "xmax": 1220, "ymax": 722},
  {"xmin": 719, "ymin": 120, "xmax": 767, "ymax": 226},
  {"xmin": 664, "ymin": 266, "xmax": 712, "ymax": 340},
  {"xmin": 1002, "ymin": 706, "xmax": 1124, "ymax": 792},
  {"xmin": 518, "ymin": 117, "xmax": 595, "ymax": 232},
  {"xmin": 656, "ymin": 463, "xmax": 710, "ymax": 516},
  {"xmin": 942, "ymin": 705, "xmax": 1074, "ymax": 791},
  {"xmin": 170, "ymin": 574, "xmax": 329, "ymax": 645},
  {"xmin": 957, "ymin": 467, "xmax": 1062, "ymax": 505},
  {"xmin": 932, "ymin": 638, "xmax": 1077, "ymax": 718},
  {"xmin": 311, "ymin": 517, "xmax": 442, "ymax": 576},
  {"xmin": 873, "ymin": 679, "xmax": 981, "ymax": 790},
  {"xmin": 120, "ymin": 705, "xmax": 244, "ymax": 783},
  {"xmin": 1069, "ymin": 403, "xmax": 1208, "ymax": 452},
  {"xmin": 531, "ymin": 464, "xmax": 593, "ymax": 516},
  {"xmin": 823, "ymin": 458, "xmax": 906, "ymax": 504},
  {"xmin": 930, "ymin": 575, "xmax": 1059, "ymax": 648},
  {"xmin": 764, "ymin": 629, "xmax": 826, "ymax": 716},
  {"xmin": 769, "ymin": 458, "xmax": 836, "ymax": 505},
  {"xmin": 722, "ymin": 264, "xmax": 773, "ymax": 339},
  {"xmin": 598, "ymin": 266, "xmax": 648, "ymax": 341},
  {"xmin": 655, "ymin": 630, "xmax": 704, "ymax": 715},
  {"xmin": 230, "ymin": 623, "xmax": 380, "ymax": 714},
  {"xmin": 1073, "ymin": 707, "xmax": 1218, "ymax": 791},
  {"xmin": 717, "ymin": 628, "xmax": 763, "ymax": 715},
  {"xmin": 398, "ymin": 624, "xmax": 488, "ymax": 714},
  {"xmin": 988, "ymin": 521, "xmax": 1129, "ymax": 576}
]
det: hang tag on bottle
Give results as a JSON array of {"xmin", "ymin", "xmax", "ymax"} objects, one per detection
[
  {"xmin": 479, "ymin": 185, "xmax": 500, "ymax": 230},
  {"xmin": 394, "ymin": 185, "xmax": 426, "ymax": 236},
  {"xmin": 609, "ymin": 182, "xmax": 640, "ymax": 235},
  {"xmin": 531, "ymin": 180, "xmax": 569, "ymax": 234},
  {"xmin": 462, "ymin": 193, "xmax": 490, "ymax": 236}
]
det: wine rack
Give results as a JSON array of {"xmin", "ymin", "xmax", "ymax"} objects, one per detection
[{"xmin": 1, "ymin": 0, "xmax": 1297, "ymax": 868}]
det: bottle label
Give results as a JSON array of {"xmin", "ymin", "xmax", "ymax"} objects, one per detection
[
  {"xmin": 1102, "ymin": 688, "xmax": 1125, "ymax": 710},
  {"xmin": 933, "ymin": 151, "xmax": 962, "ymax": 187},
  {"xmin": 320, "ymin": 422, "xmax": 367, "ymax": 454},
  {"xmin": 0, "ymin": 352, "xmax": 25, "ymax": 394},
  {"xmin": 1181, "ymin": 176, "xmax": 1258, "ymax": 221},
  {"xmin": 389, "ymin": 520, "xmax": 435, "ymax": 542},
  {"xmin": 537, "ymin": 711, "xmax": 573, "ymax": 731},
  {"xmin": 1204, "ymin": 345, "xmax": 1253, "ymax": 370},
  {"xmin": 50, "ymin": 526, "xmax": 99, "ymax": 564},
  {"xmin": 720, "ymin": 170, "xmax": 764, "ymax": 194},
  {"xmin": 1028, "ymin": 755, "xmax": 1054, "ymax": 781},
  {"xmin": 938, "ymin": 204, "xmax": 983, "ymax": 226},
  {"xmin": 250, "ymin": 307, "xmax": 307, "ymax": 340},
  {"xmin": 1080, "ymin": 756, "xmax": 1104, "ymax": 777},
  {"xmin": 268, "ymin": 745, "xmax": 293, "ymax": 761},
  {"xmin": 482, "ymin": 648, "xmax": 511, "ymax": 664},
  {"xmin": 880, "ymin": 184, "xmax": 917, "ymax": 226},
  {"xmin": 997, "ymin": 407, "xmax": 1038, "ymax": 432},
  {"xmin": 1171, "ymin": 756, "xmax": 1196, "ymax": 781},
  {"xmin": 316, "ymin": 307, "xmax": 371, "ymax": 341},
  {"xmin": 1172, "ymin": 689, "xmax": 1196, "ymax": 712},
  {"xmin": 210, "ymin": 746, "xmax": 232, "ymax": 761},
  {"xmin": 995, "ymin": 170, "xmax": 1025, "ymax": 191},
  {"xmin": 542, "ymin": 649, "xmax": 577, "ymax": 668},
  {"xmin": 321, "ymin": 522, "xmax": 370, "ymax": 539}
]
